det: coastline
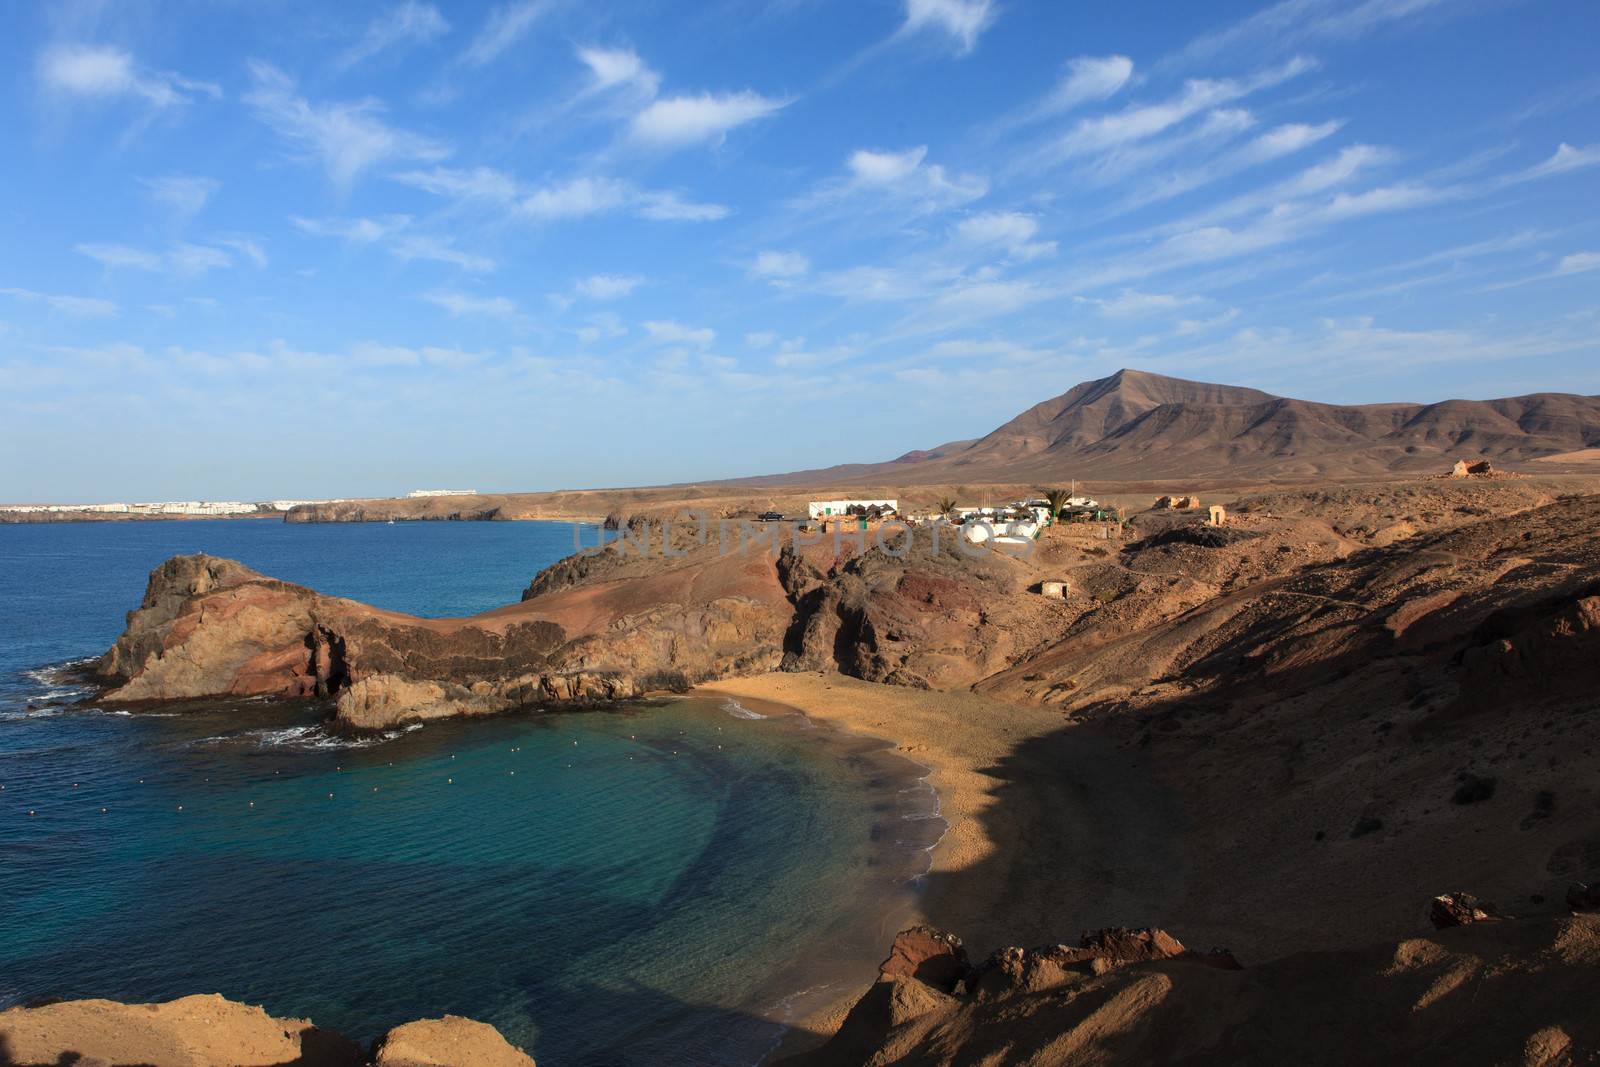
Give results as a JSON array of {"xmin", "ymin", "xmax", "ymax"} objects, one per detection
[
  {"xmin": 700, "ymin": 673, "xmax": 1183, "ymax": 1058},
  {"xmin": 662, "ymin": 691, "xmax": 943, "ymax": 1065}
]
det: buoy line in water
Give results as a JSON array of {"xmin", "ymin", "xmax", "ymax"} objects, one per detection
[{"xmin": 7, "ymin": 720, "xmax": 760, "ymax": 825}]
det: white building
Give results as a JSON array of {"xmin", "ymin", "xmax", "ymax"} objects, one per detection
[
  {"xmin": 807, "ymin": 498, "xmax": 898, "ymax": 519},
  {"xmin": 408, "ymin": 489, "xmax": 479, "ymax": 498}
]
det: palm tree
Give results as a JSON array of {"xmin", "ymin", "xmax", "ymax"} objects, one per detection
[
  {"xmin": 935, "ymin": 495, "xmax": 958, "ymax": 518},
  {"xmin": 1040, "ymin": 488, "xmax": 1071, "ymax": 520}
]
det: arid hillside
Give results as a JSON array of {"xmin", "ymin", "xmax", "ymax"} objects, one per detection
[{"xmin": 729, "ymin": 369, "xmax": 1600, "ymax": 485}]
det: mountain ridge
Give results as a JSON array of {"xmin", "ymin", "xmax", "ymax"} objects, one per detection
[{"xmin": 732, "ymin": 368, "xmax": 1600, "ymax": 486}]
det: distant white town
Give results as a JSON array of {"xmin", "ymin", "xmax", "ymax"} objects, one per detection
[{"xmin": 0, "ymin": 490, "xmax": 479, "ymax": 517}]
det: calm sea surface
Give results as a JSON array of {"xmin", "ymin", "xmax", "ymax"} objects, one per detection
[{"xmin": 0, "ymin": 520, "xmax": 936, "ymax": 1064}]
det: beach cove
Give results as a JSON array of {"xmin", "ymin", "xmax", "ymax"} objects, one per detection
[{"xmin": 0, "ymin": 522, "xmax": 940, "ymax": 1065}]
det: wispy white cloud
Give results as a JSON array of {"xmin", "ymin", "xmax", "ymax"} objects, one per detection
[
  {"xmin": 244, "ymin": 62, "xmax": 449, "ymax": 187},
  {"xmin": 991, "ymin": 54, "xmax": 1135, "ymax": 135},
  {"xmin": 953, "ymin": 211, "xmax": 1056, "ymax": 261},
  {"xmin": 139, "ymin": 175, "xmax": 219, "ymax": 219},
  {"xmin": 392, "ymin": 166, "xmax": 521, "ymax": 201},
  {"xmin": 630, "ymin": 91, "xmax": 788, "ymax": 149},
  {"xmin": 1474, "ymin": 250, "xmax": 1600, "ymax": 292},
  {"xmin": 1043, "ymin": 57, "xmax": 1314, "ymax": 168},
  {"xmin": 397, "ymin": 166, "xmax": 729, "ymax": 223},
  {"xmin": 1172, "ymin": 0, "xmax": 1455, "ymax": 68},
  {"xmin": 0, "ymin": 287, "xmax": 119, "ymax": 318},
  {"xmin": 634, "ymin": 190, "xmax": 730, "ymax": 221},
  {"xmin": 291, "ymin": 215, "xmax": 413, "ymax": 242},
  {"xmin": 1561, "ymin": 251, "xmax": 1600, "ymax": 274},
  {"xmin": 293, "ymin": 215, "xmax": 488, "ymax": 271},
  {"xmin": 463, "ymin": 1, "xmax": 555, "ymax": 66},
  {"xmin": 931, "ymin": 279, "xmax": 1048, "ymax": 318},
  {"xmin": 75, "ymin": 241, "xmax": 237, "ymax": 276},
  {"xmin": 900, "ymin": 0, "xmax": 997, "ymax": 55},
  {"xmin": 576, "ymin": 46, "xmax": 660, "ymax": 96},
  {"xmin": 37, "ymin": 44, "xmax": 220, "ymax": 109},
  {"xmin": 575, "ymin": 312, "xmax": 627, "ymax": 343},
  {"xmin": 1044, "ymin": 55, "xmax": 1135, "ymax": 114},
  {"xmin": 809, "ymin": 266, "xmax": 926, "ymax": 302},
  {"xmin": 167, "ymin": 244, "xmax": 233, "ymax": 275},
  {"xmin": 803, "ymin": 145, "xmax": 987, "ymax": 216},
  {"xmin": 423, "ymin": 291, "xmax": 518, "ymax": 317},
  {"xmin": 574, "ymin": 274, "xmax": 643, "ymax": 300},
  {"xmin": 215, "ymin": 237, "xmax": 268, "ymax": 268},
  {"xmin": 1096, "ymin": 290, "xmax": 1203, "ymax": 317},
  {"xmin": 750, "ymin": 250, "xmax": 810, "ymax": 279},
  {"xmin": 644, "ymin": 320, "xmax": 716, "ymax": 346},
  {"xmin": 75, "ymin": 243, "xmax": 161, "ymax": 271},
  {"xmin": 519, "ymin": 176, "xmax": 632, "ymax": 219},
  {"xmin": 341, "ymin": 2, "xmax": 450, "ymax": 67},
  {"xmin": 1504, "ymin": 142, "xmax": 1600, "ymax": 184},
  {"xmin": 392, "ymin": 236, "xmax": 495, "ymax": 272},
  {"xmin": 1129, "ymin": 119, "xmax": 1344, "ymax": 206}
]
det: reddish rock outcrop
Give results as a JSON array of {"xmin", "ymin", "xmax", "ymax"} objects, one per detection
[
  {"xmin": 879, "ymin": 926, "xmax": 973, "ymax": 993},
  {"xmin": 95, "ymin": 547, "xmax": 791, "ymax": 728}
]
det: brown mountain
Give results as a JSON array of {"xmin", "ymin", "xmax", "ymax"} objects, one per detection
[{"xmin": 736, "ymin": 369, "xmax": 1600, "ymax": 485}]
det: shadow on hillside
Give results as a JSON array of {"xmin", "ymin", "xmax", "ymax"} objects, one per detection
[{"xmin": 914, "ymin": 718, "xmax": 1191, "ymax": 956}]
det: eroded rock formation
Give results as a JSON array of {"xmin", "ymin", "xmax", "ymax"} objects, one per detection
[
  {"xmin": 95, "ymin": 546, "xmax": 791, "ymax": 728},
  {"xmin": 787, "ymin": 913, "xmax": 1600, "ymax": 1066}
]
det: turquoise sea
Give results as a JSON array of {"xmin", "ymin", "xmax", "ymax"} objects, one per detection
[{"xmin": 0, "ymin": 520, "xmax": 939, "ymax": 1064}]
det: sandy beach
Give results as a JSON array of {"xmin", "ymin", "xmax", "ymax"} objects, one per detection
[{"xmin": 701, "ymin": 673, "xmax": 1183, "ymax": 1054}]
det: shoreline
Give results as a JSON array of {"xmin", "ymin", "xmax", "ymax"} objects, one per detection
[
  {"xmin": 700, "ymin": 674, "xmax": 1184, "ymax": 1058},
  {"xmin": 668, "ymin": 691, "xmax": 943, "ymax": 1065}
]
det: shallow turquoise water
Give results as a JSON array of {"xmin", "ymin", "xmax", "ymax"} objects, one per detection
[{"xmin": 0, "ymin": 521, "xmax": 937, "ymax": 1064}]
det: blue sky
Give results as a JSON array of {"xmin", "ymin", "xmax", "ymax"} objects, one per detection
[{"xmin": 2, "ymin": 0, "xmax": 1598, "ymax": 501}]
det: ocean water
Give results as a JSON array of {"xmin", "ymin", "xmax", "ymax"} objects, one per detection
[{"xmin": 0, "ymin": 520, "xmax": 938, "ymax": 1064}]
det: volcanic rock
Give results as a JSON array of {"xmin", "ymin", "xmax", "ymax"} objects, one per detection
[
  {"xmin": 879, "ymin": 926, "xmax": 973, "ymax": 993},
  {"xmin": 1430, "ymin": 892, "xmax": 1509, "ymax": 929},
  {"xmin": 95, "ymin": 544, "xmax": 791, "ymax": 728}
]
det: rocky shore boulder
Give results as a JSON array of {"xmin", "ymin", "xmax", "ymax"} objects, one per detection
[{"xmin": 373, "ymin": 1015, "xmax": 535, "ymax": 1067}]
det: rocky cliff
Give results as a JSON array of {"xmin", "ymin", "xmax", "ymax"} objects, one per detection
[
  {"xmin": 786, "ymin": 911, "xmax": 1600, "ymax": 1065},
  {"xmin": 0, "ymin": 994, "xmax": 534, "ymax": 1067},
  {"xmin": 95, "ymin": 542, "xmax": 792, "ymax": 728}
]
